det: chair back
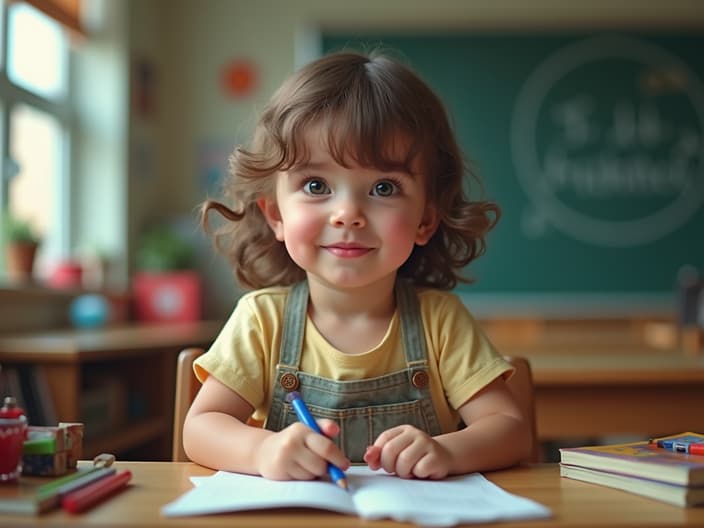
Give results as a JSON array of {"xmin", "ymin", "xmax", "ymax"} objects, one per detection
[
  {"xmin": 172, "ymin": 349, "xmax": 538, "ymax": 462},
  {"xmin": 173, "ymin": 347, "xmax": 205, "ymax": 462}
]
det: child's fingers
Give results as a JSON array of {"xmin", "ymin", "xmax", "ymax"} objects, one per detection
[
  {"xmin": 293, "ymin": 439, "xmax": 333, "ymax": 477},
  {"xmin": 377, "ymin": 431, "xmax": 415, "ymax": 475},
  {"xmin": 305, "ymin": 430, "xmax": 350, "ymax": 471},
  {"xmin": 312, "ymin": 419, "xmax": 349, "ymax": 470},
  {"xmin": 371, "ymin": 425, "xmax": 405, "ymax": 448},
  {"xmin": 317, "ymin": 418, "xmax": 340, "ymax": 439},
  {"xmin": 372, "ymin": 425, "xmax": 441, "ymax": 477},
  {"xmin": 391, "ymin": 440, "xmax": 427, "ymax": 478},
  {"xmin": 364, "ymin": 445, "xmax": 382, "ymax": 469}
]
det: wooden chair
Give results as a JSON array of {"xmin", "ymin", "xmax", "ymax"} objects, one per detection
[
  {"xmin": 172, "ymin": 349, "xmax": 538, "ymax": 462},
  {"xmin": 173, "ymin": 347, "xmax": 205, "ymax": 463}
]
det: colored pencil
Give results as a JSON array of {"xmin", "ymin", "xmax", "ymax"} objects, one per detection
[{"xmin": 61, "ymin": 470, "xmax": 132, "ymax": 513}]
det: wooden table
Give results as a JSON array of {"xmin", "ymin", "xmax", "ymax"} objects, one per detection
[
  {"xmin": 2, "ymin": 462, "xmax": 703, "ymax": 527},
  {"xmin": 530, "ymin": 352, "xmax": 704, "ymax": 441},
  {"xmin": 484, "ymin": 319, "xmax": 704, "ymax": 443}
]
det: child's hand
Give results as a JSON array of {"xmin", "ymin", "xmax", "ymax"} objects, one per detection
[
  {"xmin": 364, "ymin": 424, "xmax": 452, "ymax": 479},
  {"xmin": 256, "ymin": 419, "xmax": 349, "ymax": 481}
]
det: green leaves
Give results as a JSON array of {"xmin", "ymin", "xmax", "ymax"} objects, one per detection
[
  {"xmin": 2, "ymin": 213, "xmax": 40, "ymax": 244},
  {"xmin": 136, "ymin": 227, "xmax": 194, "ymax": 271}
]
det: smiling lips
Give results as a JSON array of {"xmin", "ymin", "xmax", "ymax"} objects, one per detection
[{"xmin": 323, "ymin": 242, "xmax": 373, "ymax": 258}]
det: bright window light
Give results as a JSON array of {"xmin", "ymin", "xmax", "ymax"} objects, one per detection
[
  {"xmin": 9, "ymin": 103, "xmax": 64, "ymax": 257},
  {"xmin": 7, "ymin": 2, "xmax": 68, "ymax": 100}
]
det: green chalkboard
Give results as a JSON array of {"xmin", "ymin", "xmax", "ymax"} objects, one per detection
[{"xmin": 322, "ymin": 32, "xmax": 704, "ymax": 309}]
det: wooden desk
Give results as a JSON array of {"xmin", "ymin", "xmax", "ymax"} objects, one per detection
[
  {"xmin": 485, "ymin": 319, "xmax": 704, "ymax": 444},
  {"xmin": 2, "ymin": 462, "xmax": 703, "ymax": 527},
  {"xmin": 0, "ymin": 322, "xmax": 221, "ymax": 460},
  {"xmin": 530, "ymin": 352, "xmax": 704, "ymax": 441}
]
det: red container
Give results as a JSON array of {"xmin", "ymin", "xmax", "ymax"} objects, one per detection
[
  {"xmin": 48, "ymin": 261, "xmax": 83, "ymax": 289},
  {"xmin": 0, "ymin": 397, "xmax": 27, "ymax": 482},
  {"xmin": 132, "ymin": 271, "xmax": 202, "ymax": 323}
]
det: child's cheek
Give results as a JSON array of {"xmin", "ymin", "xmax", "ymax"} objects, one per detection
[
  {"xmin": 384, "ymin": 215, "xmax": 421, "ymax": 249},
  {"xmin": 286, "ymin": 212, "xmax": 321, "ymax": 244},
  {"xmin": 282, "ymin": 214, "xmax": 321, "ymax": 265}
]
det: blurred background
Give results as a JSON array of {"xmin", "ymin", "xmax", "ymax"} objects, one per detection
[
  {"xmin": 1, "ymin": 0, "xmax": 702, "ymax": 320},
  {"xmin": 0, "ymin": 0, "xmax": 702, "ymax": 461}
]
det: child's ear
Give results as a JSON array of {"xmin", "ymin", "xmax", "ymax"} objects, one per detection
[
  {"xmin": 415, "ymin": 206, "xmax": 440, "ymax": 246},
  {"xmin": 257, "ymin": 197, "xmax": 285, "ymax": 241}
]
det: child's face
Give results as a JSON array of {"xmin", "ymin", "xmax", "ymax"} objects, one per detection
[{"xmin": 259, "ymin": 124, "xmax": 438, "ymax": 291}]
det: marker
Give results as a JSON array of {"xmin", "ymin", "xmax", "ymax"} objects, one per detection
[
  {"xmin": 33, "ymin": 454, "xmax": 118, "ymax": 510},
  {"xmin": 653, "ymin": 439, "xmax": 704, "ymax": 455},
  {"xmin": 62, "ymin": 470, "xmax": 132, "ymax": 513},
  {"xmin": 37, "ymin": 468, "xmax": 100, "ymax": 497},
  {"xmin": 285, "ymin": 391, "xmax": 348, "ymax": 490},
  {"xmin": 56, "ymin": 467, "xmax": 117, "ymax": 496}
]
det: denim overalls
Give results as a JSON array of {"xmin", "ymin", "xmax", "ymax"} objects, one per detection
[{"xmin": 264, "ymin": 279, "xmax": 442, "ymax": 462}]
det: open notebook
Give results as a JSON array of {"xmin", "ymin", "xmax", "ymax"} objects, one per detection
[{"xmin": 162, "ymin": 466, "xmax": 551, "ymax": 527}]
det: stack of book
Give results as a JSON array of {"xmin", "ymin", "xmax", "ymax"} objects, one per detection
[{"xmin": 560, "ymin": 432, "xmax": 704, "ymax": 507}]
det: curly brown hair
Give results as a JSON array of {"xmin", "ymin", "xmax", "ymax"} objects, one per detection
[{"xmin": 200, "ymin": 50, "xmax": 500, "ymax": 290}]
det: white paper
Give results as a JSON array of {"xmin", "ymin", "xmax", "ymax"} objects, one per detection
[{"xmin": 162, "ymin": 466, "xmax": 551, "ymax": 527}]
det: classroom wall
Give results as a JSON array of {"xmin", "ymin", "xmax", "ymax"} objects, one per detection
[{"xmin": 128, "ymin": 0, "xmax": 704, "ymax": 318}]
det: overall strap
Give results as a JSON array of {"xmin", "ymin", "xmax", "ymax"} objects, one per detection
[
  {"xmin": 278, "ymin": 280, "xmax": 309, "ymax": 369},
  {"xmin": 266, "ymin": 281, "xmax": 309, "ymax": 425},
  {"xmin": 395, "ymin": 278, "xmax": 429, "ymax": 368}
]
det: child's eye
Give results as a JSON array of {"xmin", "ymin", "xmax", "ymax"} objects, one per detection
[
  {"xmin": 303, "ymin": 178, "xmax": 330, "ymax": 195},
  {"xmin": 371, "ymin": 180, "xmax": 399, "ymax": 197}
]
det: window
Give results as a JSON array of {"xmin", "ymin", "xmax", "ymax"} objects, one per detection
[
  {"xmin": 0, "ymin": 0, "xmax": 71, "ymax": 277},
  {"xmin": 7, "ymin": 2, "xmax": 68, "ymax": 100}
]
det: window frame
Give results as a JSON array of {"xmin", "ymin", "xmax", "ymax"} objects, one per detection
[{"xmin": 0, "ymin": 0, "xmax": 73, "ymax": 265}]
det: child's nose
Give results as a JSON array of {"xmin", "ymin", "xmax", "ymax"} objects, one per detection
[{"xmin": 329, "ymin": 200, "xmax": 366, "ymax": 228}]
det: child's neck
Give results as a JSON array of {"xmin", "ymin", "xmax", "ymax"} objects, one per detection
[{"xmin": 306, "ymin": 277, "xmax": 397, "ymax": 355}]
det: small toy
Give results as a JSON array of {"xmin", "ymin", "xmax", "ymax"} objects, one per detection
[
  {"xmin": 22, "ymin": 426, "xmax": 68, "ymax": 476},
  {"xmin": 21, "ymin": 422, "xmax": 85, "ymax": 477},
  {"xmin": 59, "ymin": 422, "xmax": 84, "ymax": 469}
]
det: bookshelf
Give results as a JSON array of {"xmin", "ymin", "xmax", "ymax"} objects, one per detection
[{"xmin": 0, "ymin": 321, "xmax": 220, "ymax": 460}]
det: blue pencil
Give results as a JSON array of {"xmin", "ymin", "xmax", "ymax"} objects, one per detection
[{"xmin": 285, "ymin": 391, "xmax": 348, "ymax": 490}]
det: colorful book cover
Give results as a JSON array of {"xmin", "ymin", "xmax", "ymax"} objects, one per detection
[{"xmin": 560, "ymin": 432, "xmax": 704, "ymax": 487}]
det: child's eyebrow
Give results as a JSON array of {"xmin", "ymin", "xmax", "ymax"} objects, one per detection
[
  {"xmin": 291, "ymin": 161, "xmax": 329, "ymax": 171},
  {"xmin": 291, "ymin": 158, "xmax": 416, "ymax": 177}
]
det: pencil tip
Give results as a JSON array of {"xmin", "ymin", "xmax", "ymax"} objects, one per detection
[{"xmin": 337, "ymin": 478, "xmax": 349, "ymax": 491}]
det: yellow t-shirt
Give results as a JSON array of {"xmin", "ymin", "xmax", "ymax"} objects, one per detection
[{"xmin": 195, "ymin": 285, "xmax": 512, "ymax": 433}]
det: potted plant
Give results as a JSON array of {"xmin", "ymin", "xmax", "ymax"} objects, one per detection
[
  {"xmin": 132, "ymin": 226, "xmax": 202, "ymax": 323},
  {"xmin": 135, "ymin": 227, "xmax": 195, "ymax": 272},
  {"xmin": 2, "ymin": 213, "xmax": 41, "ymax": 283}
]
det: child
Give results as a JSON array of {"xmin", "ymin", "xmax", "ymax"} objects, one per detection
[{"xmin": 183, "ymin": 50, "xmax": 532, "ymax": 481}]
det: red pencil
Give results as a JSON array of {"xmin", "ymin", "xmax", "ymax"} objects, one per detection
[{"xmin": 61, "ymin": 470, "xmax": 132, "ymax": 513}]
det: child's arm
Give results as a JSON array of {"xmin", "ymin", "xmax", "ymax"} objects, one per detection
[
  {"xmin": 364, "ymin": 376, "xmax": 531, "ymax": 478},
  {"xmin": 183, "ymin": 375, "xmax": 350, "ymax": 480}
]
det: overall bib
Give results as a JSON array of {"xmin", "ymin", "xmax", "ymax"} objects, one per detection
[{"xmin": 264, "ymin": 280, "xmax": 442, "ymax": 462}]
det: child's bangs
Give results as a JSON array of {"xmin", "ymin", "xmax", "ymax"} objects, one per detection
[
  {"xmin": 321, "ymin": 112, "xmax": 419, "ymax": 175},
  {"xmin": 323, "ymin": 118, "xmax": 415, "ymax": 174},
  {"xmin": 273, "ymin": 54, "xmax": 436, "ymax": 175}
]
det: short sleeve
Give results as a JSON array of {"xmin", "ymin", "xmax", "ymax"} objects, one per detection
[
  {"xmin": 193, "ymin": 293, "xmax": 278, "ymax": 411},
  {"xmin": 420, "ymin": 291, "xmax": 513, "ymax": 410}
]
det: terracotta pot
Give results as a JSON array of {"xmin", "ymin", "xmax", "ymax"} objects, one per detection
[{"xmin": 4, "ymin": 241, "xmax": 38, "ymax": 283}]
